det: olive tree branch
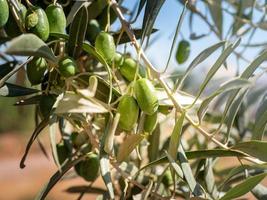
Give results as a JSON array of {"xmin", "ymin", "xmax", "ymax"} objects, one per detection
[{"xmin": 109, "ymin": 0, "xmax": 263, "ymax": 165}]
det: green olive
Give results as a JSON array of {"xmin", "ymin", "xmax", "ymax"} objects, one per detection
[
  {"xmin": 134, "ymin": 78, "xmax": 159, "ymax": 115},
  {"xmin": 58, "ymin": 56, "xmax": 78, "ymax": 77},
  {"xmin": 0, "ymin": 0, "xmax": 9, "ymax": 28},
  {"xmin": 95, "ymin": 31, "xmax": 116, "ymax": 63},
  {"xmin": 117, "ymin": 95, "xmax": 139, "ymax": 131},
  {"xmin": 144, "ymin": 112, "xmax": 158, "ymax": 133},
  {"xmin": 46, "ymin": 3, "xmax": 66, "ymax": 34},
  {"xmin": 56, "ymin": 141, "xmax": 70, "ymax": 165},
  {"xmin": 86, "ymin": 19, "xmax": 101, "ymax": 44},
  {"xmin": 71, "ymin": 132, "xmax": 91, "ymax": 154},
  {"xmin": 26, "ymin": 7, "xmax": 49, "ymax": 41},
  {"xmin": 75, "ymin": 153, "xmax": 100, "ymax": 182},
  {"xmin": 119, "ymin": 57, "xmax": 138, "ymax": 82},
  {"xmin": 26, "ymin": 57, "xmax": 47, "ymax": 85},
  {"xmin": 5, "ymin": 3, "xmax": 27, "ymax": 37},
  {"xmin": 176, "ymin": 40, "xmax": 190, "ymax": 64},
  {"xmin": 39, "ymin": 94, "xmax": 56, "ymax": 118}
]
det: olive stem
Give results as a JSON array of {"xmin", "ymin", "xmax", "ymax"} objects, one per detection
[{"xmin": 109, "ymin": 0, "xmax": 263, "ymax": 165}]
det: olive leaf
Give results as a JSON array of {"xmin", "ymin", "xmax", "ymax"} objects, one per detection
[
  {"xmin": 252, "ymin": 94, "xmax": 267, "ymax": 140},
  {"xmin": 197, "ymin": 78, "xmax": 251, "ymax": 123},
  {"xmin": 147, "ymin": 124, "xmax": 160, "ymax": 162},
  {"xmin": 219, "ymin": 173, "xmax": 267, "ymax": 200},
  {"xmin": 217, "ymin": 50, "xmax": 267, "ymax": 135},
  {"xmin": 141, "ymin": 0, "xmax": 166, "ymax": 43},
  {"xmin": 20, "ymin": 117, "xmax": 49, "ymax": 168},
  {"xmin": 189, "ymin": 38, "xmax": 241, "ymax": 107},
  {"xmin": 251, "ymin": 184, "xmax": 267, "ymax": 200},
  {"xmin": 35, "ymin": 155, "xmax": 87, "ymax": 200},
  {"xmin": 68, "ymin": 4, "xmax": 88, "ymax": 59},
  {"xmin": 100, "ymin": 116, "xmax": 115, "ymax": 200},
  {"xmin": 117, "ymin": 133, "xmax": 145, "ymax": 162},
  {"xmin": 176, "ymin": 41, "xmax": 226, "ymax": 90},
  {"xmin": 54, "ymin": 92, "xmax": 109, "ymax": 114},
  {"xmin": 168, "ymin": 112, "xmax": 185, "ymax": 159},
  {"xmin": 0, "ymin": 61, "xmax": 17, "ymax": 78},
  {"xmin": 177, "ymin": 145, "xmax": 204, "ymax": 196},
  {"xmin": 206, "ymin": 0, "xmax": 223, "ymax": 37},
  {"xmin": 231, "ymin": 141, "xmax": 267, "ymax": 162},
  {"xmin": 0, "ymin": 83, "xmax": 39, "ymax": 97},
  {"xmin": 139, "ymin": 149, "xmax": 247, "ymax": 172},
  {"xmin": 5, "ymin": 34, "xmax": 57, "ymax": 63}
]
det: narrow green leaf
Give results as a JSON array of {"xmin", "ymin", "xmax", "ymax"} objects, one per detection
[
  {"xmin": 0, "ymin": 83, "xmax": 39, "ymax": 97},
  {"xmin": 218, "ymin": 50, "xmax": 267, "ymax": 133},
  {"xmin": 190, "ymin": 39, "xmax": 241, "ymax": 107},
  {"xmin": 231, "ymin": 141, "xmax": 267, "ymax": 162},
  {"xmin": 131, "ymin": 0, "xmax": 146, "ymax": 23},
  {"xmin": 168, "ymin": 112, "xmax": 185, "ymax": 159},
  {"xmin": 204, "ymin": 159, "xmax": 219, "ymax": 199},
  {"xmin": 117, "ymin": 133, "xmax": 145, "ymax": 162},
  {"xmin": 165, "ymin": 151, "xmax": 184, "ymax": 179},
  {"xmin": 198, "ymin": 78, "xmax": 251, "ymax": 122},
  {"xmin": 220, "ymin": 173, "xmax": 267, "ymax": 200},
  {"xmin": 139, "ymin": 149, "xmax": 247, "ymax": 171},
  {"xmin": 68, "ymin": 5, "xmax": 88, "ymax": 58},
  {"xmin": 148, "ymin": 124, "xmax": 160, "ymax": 162},
  {"xmin": 14, "ymin": 95, "xmax": 41, "ymax": 106},
  {"xmin": 100, "ymin": 117, "xmax": 115, "ymax": 199},
  {"xmin": 0, "ymin": 61, "xmax": 16, "ymax": 78},
  {"xmin": 178, "ymin": 145, "xmax": 203, "ymax": 196},
  {"xmin": 141, "ymin": 0, "xmax": 166, "ymax": 43},
  {"xmin": 220, "ymin": 164, "xmax": 267, "ymax": 188},
  {"xmin": 251, "ymin": 184, "xmax": 267, "ymax": 200},
  {"xmin": 5, "ymin": 34, "xmax": 57, "ymax": 62},
  {"xmin": 35, "ymin": 155, "xmax": 87, "ymax": 200},
  {"xmin": 177, "ymin": 41, "xmax": 226, "ymax": 90},
  {"xmin": 206, "ymin": 0, "xmax": 223, "ymax": 37},
  {"xmin": 54, "ymin": 92, "xmax": 109, "ymax": 114},
  {"xmin": 20, "ymin": 117, "xmax": 49, "ymax": 168},
  {"xmin": 252, "ymin": 94, "xmax": 267, "ymax": 140},
  {"xmin": 49, "ymin": 115, "xmax": 61, "ymax": 170}
]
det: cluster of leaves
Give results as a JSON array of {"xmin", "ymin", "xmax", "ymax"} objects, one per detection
[{"xmin": 1, "ymin": 0, "xmax": 267, "ymax": 200}]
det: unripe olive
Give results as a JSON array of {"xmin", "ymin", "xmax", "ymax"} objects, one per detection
[
  {"xmin": 162, "ymin": 170, "xmax": 174, "ymax": 187},
  {"xmin": 71, "ymin": 132, "xmax": 91, "ymax": 154},
  {"xmin": 119, "ymin": 57, "xmax": 137, "ymax": 82},
  {"xmin": 46, "ymin": 3, "xmax": 66, "ymax": 34},
  {"xmin": 134, "ymin": 78, "xmax": 159, "ymax": 115},
  {"xmin": 26, "ymin": 57, "xmax": 47, "ymax": 85},
  {"xmin": 5, "ymin": 3, "xmax": 27, "ymax": 37},
  {"xmin": 75, "ymin": 153, "xmax": 100, "ymax": 182},
  {"xmin": 26, "ymin": 7, "xmax": 49, "ymax": 41},
  {"xmin": 0, "ymin": 0, "xmax": 9, "ymax": 28},
  {"xmin": 39, "ymin": 94, "xmax": 56, "ymax": 118},
  {"xmin": 113, "ymin": 52, "xmax": 123, "ymax": 67},
  {"xmin": 95, "ymin": 31, "xmax": 116, "ymax": 63},
  {"xmin": 176, "ymin": 40, "xmax": 190, "ymax": 64},
  {"xmin": 86, "ymin": 19, "xmax": 101, "ymax": 44},
  {"xmin": 58, "ymin": 56, "xmax": 78, "ymax": 77},
  {"xmin": 117, "ymin": 95, "xmax": 139, "ymax": 131},
  {"xmin": 144, "ymin": 112, "xmax": 158, "ymax": 133},
  {"xmin": 56, "ymin": 141, "xmax": 70, "ymax": 165}
]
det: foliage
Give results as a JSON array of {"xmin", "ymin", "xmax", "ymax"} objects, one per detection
[{"xmin": 0, "ymin": 0, "xmax": 267, "ymax": 199}]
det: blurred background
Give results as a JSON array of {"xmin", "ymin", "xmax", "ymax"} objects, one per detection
[{"xmin": 1, "ymin": 0, "xmax": 267, "ymax": 199}]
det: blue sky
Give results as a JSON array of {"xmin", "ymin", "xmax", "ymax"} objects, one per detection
[{"xmin": 116, "ymin": 0, "xmax": 267, "ymax": 76}]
